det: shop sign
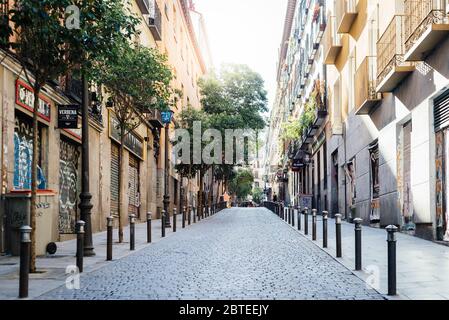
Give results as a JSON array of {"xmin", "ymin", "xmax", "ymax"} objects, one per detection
[
  {"xmin": 15, "ymin": 80, "xmax": 51, "ymax": 121},
  {"xmin": 58, "ymin": 105, "xmax": 79, "ymax": 129},
  {"xmin": 109, "ymin": 113, "xmax": 144, "ymax": 160}
]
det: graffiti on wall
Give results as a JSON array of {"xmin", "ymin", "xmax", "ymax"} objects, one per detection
[
  {"xmin": 59, "ymin": 139, "xmax": 81, "ymax": 234},
  {"xmin": 13, "ymin": 116, "xmax": 46, "ymax": 190}
]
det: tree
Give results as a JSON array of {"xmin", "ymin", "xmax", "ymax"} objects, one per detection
[
  {"xmin": 94, "ymin": 43, "xmax": 174, "ymax": 243},
  {"xmin": 199, "ymin": 64, "xmax": 268, "ymax": 196},
  {"xmin": 229, "ymin": 169, "xmax": 254, "ymax": 202},
  {"xmin": 174, "ymin": 107, "xmax": 211, "ymax": 218},
  {"xmin": 252, "ymin": 186, "xmax": 264, "ymax": 205},
  {"xmin": 1, "ymin": 0, "xmax": 138, "ymax": 271}
]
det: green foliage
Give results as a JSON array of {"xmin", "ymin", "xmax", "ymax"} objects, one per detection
[
  {"xmin": 281, "ymin": 118, "xmax": 301, "ymax": 141},
  {"xmin": 174, "ymin": 107, "xmax": 211, "ymax": 178},
  {"xmin": 200, "ymin": 64, "xmax": 268, "ymax": 132},
  {"xmin": 94, "ymin": 42, "xmax": 174, "ymax": 135},
  {"xmin": 252, "ymin": 187, "xmax": 264, "ymax": 204},
  {"xmin": 229, "ymin": 169, "xmax": 254, "ymax": 201},
  {"xmin": 299, "ymin": 95, "xmax": 317, "ymax": 136}
]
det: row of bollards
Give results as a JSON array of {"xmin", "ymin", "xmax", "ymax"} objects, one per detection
[
  {"xmin": 18, "ymin": 202, "xmax": 228, "ymax": 299},
  {"xmin": 265, "ymin": 201, "xmax": 399, "ymax": 296}
]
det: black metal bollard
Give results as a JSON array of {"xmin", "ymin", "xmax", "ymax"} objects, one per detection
[
  {"xmin": 147, "ymin": 212, "xmax": 152, "ymax": 243},
  {"xmin": 335, "ymin": 214, "xmax": 342, "ymax": 258},
  {"xmin": 182, "ymin": 207, "xmax": 186, "ymax": 229},
  {"xmin": 322, "ymin": 211, "xmax": 328, "ymax": 248},
  {"xmin": 386, "ymin": 225, "xmax": 398, "ymax": 296},
  {"xmin": 129, "ymin": 214, "xmax": 136, "ymax": 251},
  {"xmin": 297, "ymin": 206, "xmax": 301, "ymax": 231},
  {"xmin": 76, "ymin": 220, "xmax": 85, "ymax": 273},
  {"xmin": 161, "ymin": 210, "xmax": 166, "ymax": 238},
  {"xmin": 288, "ymin": 205, "xmax": 292, "ymax": 225},
  {"xmin": 292, "ymin": 205, "xmax": 295, "ymax": 227},
  {"xmin": 304, "ymin": 208, "xmax": 309, "ymax": 235},
  {"xmin": 354, "ymin": 218, "xmax": 362, "ymax": 271},
  {"xmin": 312, "ymin": 209, "xmax": 317, "ymax": 241},
  {"xmin": 193, "ymin": 207, "xmax": 197, "ymax": 223},
  {"xmin": 173, "ymin": 208, "xmax": 177, "ymax": 233},
  {"xmin": 107, "ymin": 216, "xmax": 113, "ymax": 261},
  {"xmin": 19, "ymin": 225, "xmax": 31, "ymax": 298},
  {"xmin": 188, "ymin": 205, "xmax": 192, "ymax": 225}
]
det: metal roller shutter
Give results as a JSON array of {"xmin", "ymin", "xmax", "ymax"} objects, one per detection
[
  {"xmin": 128, "ymin": 155, "xmax": 140, "ymax": 218},
  {"xmin": 110, "ymin": 143, "xmax": 120, "ymax": 216},
  {"xmin": 434, "ymin": 89, "xmax": 449, "ymax": 132}
]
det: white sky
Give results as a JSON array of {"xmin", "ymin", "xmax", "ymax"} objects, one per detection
[{"xmin": 193, "ymin": 0, "xmax": 288, "ymax": 109}]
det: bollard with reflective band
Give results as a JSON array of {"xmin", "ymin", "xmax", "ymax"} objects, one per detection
[
  {"xmin": 129, "ymin": 214, "xmax": 136, "ymax": 251},
  {"xmin": 297, "ymin": 206, "xmax": 301, "ymax": 231},
  {"xmin": 182, "ymin": 207, "xmax": 186, "ymax": 229},
  {"xmin": 335, "ymin": 214, "xmax": 342, "ymax": 258},
  {"xmin": 19, "ymin": 225, "xmax": 31, "ymax": 298},
  {"xmin": 147, "ymin": 212, "xmax": 152, "ymax": 243},
  {"xmin": 76, "ymin": 221, "xmax": 85, "ymax": 273},
  {"xmin": 386, "ymin": 225, "xmax": 398, "ymax": 296},
  {"xmin": 354, "ymin": 218, "xmax": 363, "ymax": 271},
  {"xmin": 173, "ymin": 208, "xmax": 177, "ymax": 233},
  {"xmin": 322, "ymin": 211, "xmax": 328, "ymax": 248},
  {"xmin": 161, "ymin": 210, "xmax": 166, "ymax": 238},
  {"xmin": 107, "ymin": 216, "xmax": 113, "ymax": 261},
  {"xmin": 312, "ymin": 209, "xmax": 317, "ymax": 241},
  {"xmin": 188, "ymin": 206, "xmax": 192, "ymax": 225},
  {"xmin": 304, "ymin": 208, "xmax": 309, "ymax": 235}
]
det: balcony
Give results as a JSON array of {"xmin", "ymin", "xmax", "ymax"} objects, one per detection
[
  {"xmin": 404, "ymin": 0, "xmax": 449, "ymax": 61},
  {"xmin": 355, "ymin": 56, "xmax": 382, "ymax": 115},
  {"xmin": 146, "ymin": 0, "xmax": 162, "ymax": 41},
  {"xmin": 323, "ymin": 16, "xmax": 343, "ymax": 65},
  {"xmin": 336, "ymin": 0, "xmax": 358, "ymax": 33},
  {"xmin": 147, "ymin": 109, "xmax": 164, "ymax": 128},
  {"xmin": 376, "ymin": 15, "xmax": 416, "ymax": 93}
]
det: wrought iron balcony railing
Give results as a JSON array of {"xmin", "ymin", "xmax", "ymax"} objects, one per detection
[
  {"xmin": 404, "ymin": 0, "xmax": 449, "ymax": 61},
  {"xmin": 323, "ymin": 16, "xmax": 343, "ymax": 65},
  {"xmin": 376, "ymin": 15, "xmax": 415, "ymax": 92},
  {"xmin": 336, "ymin": 0, "xmax": 358, "ymax": 33},
  {"xmin": 355, "ymin": 56, "xmax": 382, "ymax": 115}
]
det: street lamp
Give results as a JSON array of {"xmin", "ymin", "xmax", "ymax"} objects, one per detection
[
  {"xmin": 79, "ymin": 76, "xmax": 95, "ymax": 256},
  {"xmin": 161, "ymin": 109, "xmax": 174, "ymax": 228}
]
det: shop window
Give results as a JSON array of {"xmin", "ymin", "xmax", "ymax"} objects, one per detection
[{"xmin": 13, "ymin": 112, "xmax": 46, "ymax": 190}]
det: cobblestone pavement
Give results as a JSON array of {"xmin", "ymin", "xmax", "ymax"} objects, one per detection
[{"xmin": 37, "ymin": 208, "xmax": 384, "ymax": 300}]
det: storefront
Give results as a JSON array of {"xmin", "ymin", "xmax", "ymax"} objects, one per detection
[
  {"xmin": 109, "ymin": 111, "xmax": 145, "ymax": 220},
  {"xmin": 434, "ymin": 89, "xmax": 449, "ymax": 242}
]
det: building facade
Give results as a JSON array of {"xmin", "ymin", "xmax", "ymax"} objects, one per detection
[
  {"xmin": 0, "ymin": 0, "xmax": 212, "ymax": 256},
  {"xmin": 266, "ymin": 0, "xmax": 449, "ymax": 243}
]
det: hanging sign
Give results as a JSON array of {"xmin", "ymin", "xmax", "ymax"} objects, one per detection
[{"xmin": 58, "ymin": 105, "xmax": 79, "ymax": 129}]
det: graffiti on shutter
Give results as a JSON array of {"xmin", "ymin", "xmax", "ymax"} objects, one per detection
[
  {"xmin": 128, "ymin": 155, "xmax": 140, "ymax": 218},
  {"xmin": 59, "ymin": 138, "xmax": 81, "ymax": 234},
  {"xmin": 111, "ymin": 143, "xmax": 120, "ymax": 216}
]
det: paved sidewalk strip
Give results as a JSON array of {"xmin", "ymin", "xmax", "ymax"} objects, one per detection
[
  {"xmin": 0, "ymin": 212, "xmax": 212, "ymax": 300},
  {"xmin": 277, "ymin": 208, "xmax": 449, "ymax": 300}
]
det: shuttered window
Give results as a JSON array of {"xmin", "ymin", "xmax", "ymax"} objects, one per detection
[
  {"xmin": 434, "ymin": 89, "xmax": 449, "ymax": 132},
  {"xmin": 110, "ymin": 143, "xmax": 120, "ymax": 216}
]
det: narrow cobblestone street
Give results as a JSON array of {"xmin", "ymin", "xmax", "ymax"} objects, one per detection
[{"xmin": 38, "ymin": 208, "xmax": 383, "ymax": 300}]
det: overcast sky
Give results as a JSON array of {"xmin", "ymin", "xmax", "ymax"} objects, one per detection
[{"xmin": 194, "ymin": 0, "xmax": 288, "ymax": 109}]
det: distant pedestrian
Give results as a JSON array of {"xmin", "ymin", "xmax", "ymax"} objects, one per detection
[{"xmin": 273, "ymin": 193, "xmax": 278, "ymax": 202}]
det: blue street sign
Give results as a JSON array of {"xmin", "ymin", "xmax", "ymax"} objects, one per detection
[{"xmin": 161, "ymin": 110, "xmax": 173, "ymax": 124}]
